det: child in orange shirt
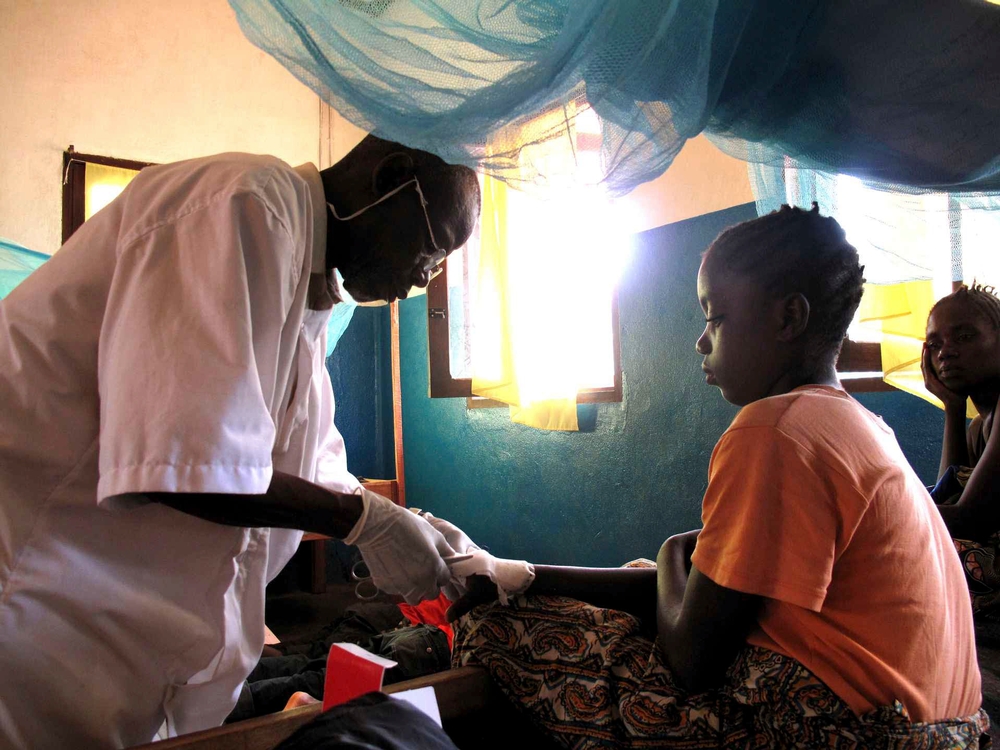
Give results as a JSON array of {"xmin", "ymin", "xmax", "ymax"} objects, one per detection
[
  {"xmin": 446, "ymin": 205, "xmax": 987, "ymax": 748},
  {"xmin": 923, "ymin": 284, "xmax": 1000, "ymax": 617}
]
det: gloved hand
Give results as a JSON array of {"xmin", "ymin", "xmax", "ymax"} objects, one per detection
[
  {"xmin": 446, "ymin": 549, "xmax": 535, "ymax": 606},
  {"xmin": 416, "ymin": 511, "xmax": 481, "ymax": 600},
  {"xmin": 420, "ymin": 512, "xmax": 480, "ymax": 556},
  {"xmin": 343, "ymin": 489, "xmax": 455, "ymax": 604}
]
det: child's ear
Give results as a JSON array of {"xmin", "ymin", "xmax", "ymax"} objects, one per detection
[{"xmin": 776, "ymin": 292, "xmax": 810, "ymax": 342}]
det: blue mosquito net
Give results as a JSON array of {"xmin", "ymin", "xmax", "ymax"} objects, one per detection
[
  {"xmin": 0, "ymin": 239, "xmax": 48, "ymax": 300},
  {"xmin": 228, "ymin": 0, "xmax": 1000, "ymax": 197}
]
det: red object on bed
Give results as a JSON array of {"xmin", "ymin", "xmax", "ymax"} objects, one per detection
[{"xmin": 399, "ymin": 593, "xmax": 455, "ymax": 649}]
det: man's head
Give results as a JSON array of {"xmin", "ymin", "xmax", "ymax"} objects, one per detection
[{"xmin": 321, "ymin": 135, "xmax": 481, "ymax": 303}]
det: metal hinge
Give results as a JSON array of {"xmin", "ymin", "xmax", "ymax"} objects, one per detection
[{"xmin": 428, "ymin": 307, "xmax": 446, "ymax": 320}]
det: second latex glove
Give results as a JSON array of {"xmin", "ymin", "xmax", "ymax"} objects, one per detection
[
  {"xmin": 417, "ymin": 512, "xmax": 480, "ymax": 600},
  {"xmin": 343, "ymin": 489, "xmax": 455, "ymax": 604},
  {"xmin": 446, "ymin": 549, "xmax": 535, "ymax": 605},
  {"xmin": 420, "ymin": 512, "xmax": 480, "ymax": 555}
]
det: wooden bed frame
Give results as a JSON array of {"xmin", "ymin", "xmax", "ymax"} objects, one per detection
[{"xmin": 132, "ymin": 667, "xmax": 505, "ymax": 750}]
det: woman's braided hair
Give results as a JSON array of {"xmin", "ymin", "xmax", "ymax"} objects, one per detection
[
  {"xmin": 705, "ymin": 203, "xmax": 865, "ymax": 360},
  {"xmin": 929, "ymin": 283, "xmax": 1000, "ymax": 331}
]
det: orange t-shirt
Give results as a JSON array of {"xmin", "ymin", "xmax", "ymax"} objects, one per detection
[{"xmin": 690, "ymin": 386, "xmax": 980, "ymax": 722}]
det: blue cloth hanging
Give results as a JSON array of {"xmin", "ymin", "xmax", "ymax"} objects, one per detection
[
  {"xmin": 229, "ymin": 0, "xmax": 1000, "ymax": 196},
  {"xmin": 0, "ymin": 239, "xmax": 48, "ymax": 299}
]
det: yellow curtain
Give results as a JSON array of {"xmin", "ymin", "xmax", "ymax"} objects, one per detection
[
  {"xmin": 84, "ymin": 163, "xmax": 140, "ymax": 221},
  {"xmin": 860, "ymin": 280, "xmax": 977, "ymax": 418},
  {"xmin": 470, "ymin": 176, "xmax": 580, "ymax": 431},
  {"xmin": 469, "ymin": 104, "xmax": 626, "ymax": 431}
]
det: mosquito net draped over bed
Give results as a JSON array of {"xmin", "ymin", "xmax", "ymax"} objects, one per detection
[{"xmin": 228, "ymin": 0, "xmax": 1000, "ymax": 196}]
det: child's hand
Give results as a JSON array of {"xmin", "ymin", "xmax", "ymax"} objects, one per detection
[
  {"xmin": 921, "ymin": 343, "xmax": 966, "ymax": 410},
  {"xmin": 446, "ymin": 574, "xmax": 498, "ymax": 622}
]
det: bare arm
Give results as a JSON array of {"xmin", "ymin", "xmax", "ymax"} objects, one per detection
[
  {"xmin": 124, "ymin": 470, "xmax": 363, "ymax": 539},
  {"xmin": 447, "ymin": 529, "xmax": 760, "ymax": 694},
  {"xmin": 922, "ymin": 344, "xmax": 971, "ymax": 478},
  {"xmin": 939, "ymin": 405, "xmax": 971, "ymax": 479},
  {"xmin": 936, "ymin": 401, "xmax": 1000, "ymax": 542},
  {"xmin": 526, "ymin": 565, "xmax": 658, "ymax": 622},
  {"xmin": 447, "ymin": 564, "xmax": 658, "ymax": 624},
  {"xmin": 655, "ymin": 533, "xmax": 760, "ymax": 693}
]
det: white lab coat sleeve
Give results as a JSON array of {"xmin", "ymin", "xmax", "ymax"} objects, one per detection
[{"xmin": 96, "ymin": 190, "xmax": 304, "ymax": 504}]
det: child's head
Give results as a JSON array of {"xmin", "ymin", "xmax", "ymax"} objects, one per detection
[
  {"xmin": 696, "ymin": 204, "xmax": 864, "ymax": 406},
  {"xmin": 925, "ymin": 284, "xmax": 1000, "ymax": 395}
]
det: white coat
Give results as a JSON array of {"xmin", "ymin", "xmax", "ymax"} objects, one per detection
[{"xmin": 0, "ymin": 154, "xmax": 360, "ymax": 748}]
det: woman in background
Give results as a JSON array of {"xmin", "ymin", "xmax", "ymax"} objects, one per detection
[{"xmin": 923, "ymin": 284, "xmax": 1000, "ymax": 618}]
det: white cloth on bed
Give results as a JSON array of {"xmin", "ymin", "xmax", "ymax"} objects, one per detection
[{"xmin": 0, "ymin": 154, "xmax": 360, "ymax": 749}]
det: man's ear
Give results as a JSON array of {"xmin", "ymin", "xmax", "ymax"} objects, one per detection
[
  {"xmin": 372, "ymin": 152, "xmax": 415, "ymax": 196},
  {"xmin": 777, "ymin": 292, "xmax": 810, "ymax": 342}
]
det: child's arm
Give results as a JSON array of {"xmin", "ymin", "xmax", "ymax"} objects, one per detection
[
  {"xmin": 655, "ymin": 531, "xmax": 761, "ymax": 693},
  {"xmin": 922, "ymin": 344, "xmax": 971, "ymax": 477},
  {"xmin": 936, "ymin": 394, "xmax": 1000, "ymax": 542},
  {"xmin": 447, "ymin": 564, "xmax": 658, "ymax": 624},
  {"xmin": 447, "ymin": 530, "xmax": 761, "ymax": 693}
]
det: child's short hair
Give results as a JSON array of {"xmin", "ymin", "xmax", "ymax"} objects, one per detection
[
  {"xmin": 929, "ymin": 284, "xmax": 1000, "ymax": 330},
  {"xmin": 705, "ymin": 203, "xmax": 865, "ymax": 359}
]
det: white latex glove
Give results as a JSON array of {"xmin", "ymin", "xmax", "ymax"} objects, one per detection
[
  {"xmin": 420, "ymin": 512, "xmax": 480, "ymax": 555},
  {"xmin": 343, "ymin": 489, "xmax": 455, "ymax": 604},
  {"xmin": 416, "ymin": 511, "xmax": 481, "ymax": 600},
  {"xmin": 446, "ymin": 549, "xmax": 535, "ymax": 605}
]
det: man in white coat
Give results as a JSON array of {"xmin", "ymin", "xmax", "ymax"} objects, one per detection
[{"xmin": 0, "ymin": 134, "xmax": 481, "ymax": 748}]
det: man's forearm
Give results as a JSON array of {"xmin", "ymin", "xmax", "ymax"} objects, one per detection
[{"xmin": 142, "ymin": 470, "xmax": 364, "ymax": 539}]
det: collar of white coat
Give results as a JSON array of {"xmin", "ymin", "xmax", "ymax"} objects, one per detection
[
  {"xmin": 293, "ymin": 163, "xmax": 328, "ymax": 276},
  {"xmin": 294, "ymin": 162, "xmax": 349, "ymax": 309}
]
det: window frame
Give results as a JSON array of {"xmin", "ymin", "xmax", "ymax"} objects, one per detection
[
  {"xmin": 836, "ymin": 340, "xmax": 891, "ymax": 393},
  {"xmin": 426, "ymin": 256, "xmax": 624, "ymax": 404},
  {"xmin": 62, "ymin": 148, "xmax": 152, "ymax": 242}
]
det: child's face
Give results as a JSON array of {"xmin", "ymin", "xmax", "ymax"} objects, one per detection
[
  {"xmin": 696, "ymin": 257, "xmax": 786, "ymax": 407},
  {"xmin": 926, "ymin": 298, "xmax": 1000, "ymax": 394}
]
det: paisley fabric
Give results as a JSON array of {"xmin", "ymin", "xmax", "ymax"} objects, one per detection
[
  {"xmin": 453, "ymin": 595, "xmax": 990, "ymax": 749},
  {"xmin": 955, "ymin": 536, "xmax": 1000, "ymax": 620}
]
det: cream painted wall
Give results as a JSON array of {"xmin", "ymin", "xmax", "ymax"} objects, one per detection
[
  {"xmin": 618, "ymin": 136, "xmax": 755, "ymax": 235},
  {"xmin": 0, "ymin": 0, "xmax": 321, "ymax": 254},
  {"xmin": 322, "ymin": 106, "xmax": 753, "ymax": 235}
]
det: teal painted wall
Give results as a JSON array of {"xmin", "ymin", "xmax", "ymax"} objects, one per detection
[
  {"xmin": 396, "ymin": 202, "xmax": 947, "ymax": 568},
  {"xmin": 327, "ymin": 306, "xmax": 395, "ymax": 481}
]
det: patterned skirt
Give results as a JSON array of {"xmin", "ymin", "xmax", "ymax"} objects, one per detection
[{"xmin": 452, "ymin": 595, "xmax": 990, "ymax": 749}]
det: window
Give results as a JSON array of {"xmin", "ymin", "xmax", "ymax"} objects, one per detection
[
  {"xmin": 829, "ymin": 174, "xmax": 998, "ymax": 392},
  {"xmin": 426, "ymin": 234, "xmax": 623, "ymax": 404},
  {"xmin": 427, "ymin": 114, "xmax": 624, "ymax": 406},
  {"xmin": 62, "ymin": 148, "xmax": 150, "ymax": 241}
]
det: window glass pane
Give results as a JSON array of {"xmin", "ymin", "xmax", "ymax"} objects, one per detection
[
  {"xmin": 959, "ymin": 206, "xmax": 1000, "ymax": 288},
  {"xmin": 835, "ymin": 176, "xmax": 952, "ymax": 343},
  {"xmin": 446, "ymin": 178, "xmax": 623, "ymax": 391},
  {"xmin": 447, "ymin": 229, "xmax": 479, "ymax": 380},
  {"xmin": 85, "ymin": 163, "xmax": 140, "ymax": 221}
]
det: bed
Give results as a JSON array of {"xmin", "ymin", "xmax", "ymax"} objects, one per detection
[{"xmin": 130, "ymin": 666, "xmax": 555, "ymax": 750}]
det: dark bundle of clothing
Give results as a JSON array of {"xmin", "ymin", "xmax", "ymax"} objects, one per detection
[
  {"xmin": 273, "ymin": 692, "xmax": 458, "ymax": 750},
  {"xmin": 229, "ymin": 603, "xmax": 451, "ymax": 721}
]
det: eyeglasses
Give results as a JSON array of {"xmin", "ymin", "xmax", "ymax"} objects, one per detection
[{"xmin": 328, "ymin": 177, "xmax": 447, "ymax": 279}]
